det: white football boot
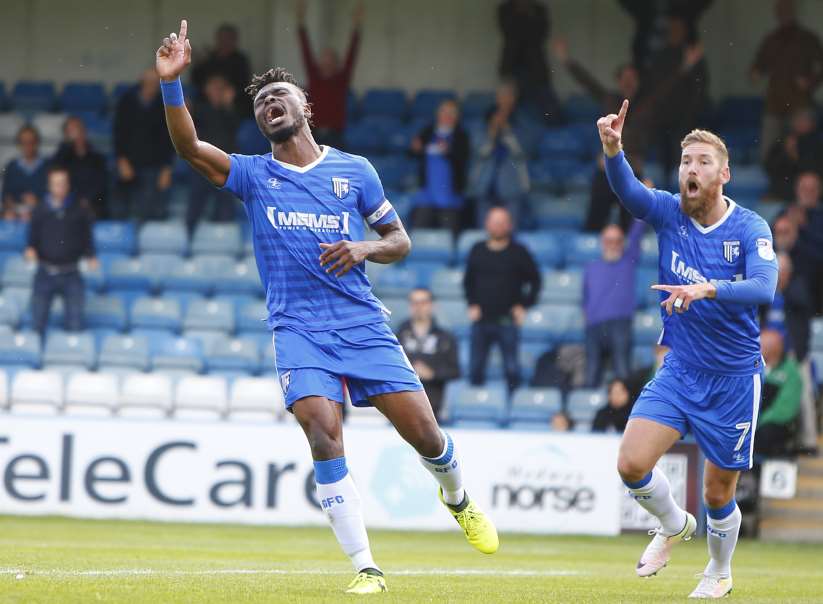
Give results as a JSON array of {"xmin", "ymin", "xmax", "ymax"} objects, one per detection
[
  {"xmin": 636, "ymin": 512, "xmax": 697, "ymax": 577},
  {"xmin": 688, "ymin": 573, "xmax": 733, "ymax": 598}
]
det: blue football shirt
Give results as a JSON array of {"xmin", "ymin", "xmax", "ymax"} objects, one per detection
[{"xmin": 223, "ymin": 146, "xmax": 398, "ymax": 331}]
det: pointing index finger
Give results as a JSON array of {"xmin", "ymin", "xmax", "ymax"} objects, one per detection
[
  {"xmin": 179, "ymin": 19, "xmax": 188, "ymax": 42},
  {"xmin": 651, "ymin": 284, "xmax": 674, "ymax": 292}
]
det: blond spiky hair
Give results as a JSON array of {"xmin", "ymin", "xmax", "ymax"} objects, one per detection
[{"xmin": 681, "ymin": 129, "xmax": 729, "ymax": 163}]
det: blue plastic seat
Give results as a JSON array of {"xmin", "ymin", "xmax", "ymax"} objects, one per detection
[
  {"xmin": 409, "ymin": 229, "xmax": 453, "ymax": 264},
  {"xmin": 372, "ymin": 266, "xmax": 424, "ymax": 298},
  {"xmin": 521, "ymin": 304, "xmax": 583, "ymax": 344},
  {"xmin": 539, "ymin": 270, "xmax": 582, "ymax": 304},
  {"xmin": 361, "ymin": 88, "xmax": 407, "ymax": 119},
  {"xmin": 378, "ymin": 296, "xmax": 408, "ymax": 331},
  {"xmin": 635, "ymin": 267, "xmax": 660, "ymax": 310},
  {"xmin": 12, "ymin": 81, "xmax": 57, "ymax": 112},
  {"xmin": 98, "ymin": 333, "xmax": 150, "ymax": 371},
  {"xmin": 715, "ymin": 96, "xmax": 763, "ymax": 128},
  {"xmin": 191, "ymin": 223, "xmax": 242, "ymax": 257},
  {"xmin": 509, "ymin": 387, "xmax": 562, "ymax": 423},
  {"xmin": 564, "ymin": 94, "xmax": 601, "ymax": 124},
  {"xmin": 84, "ymin": 295, "xmax": 127, "ymax": 331},
  {"xmin": 2, "ymin": 256, "xmax": 36, "ymax": 289},
  {"xmin": 410, "ymin": 89, "xmax": 455, "ymax": 120},
  {"xmin": 567, "ymin": 388, "xmax": 607, "ymax": 424},
  {"xmin": 212, "ymin": 256, "xmax": 261, "ymax": 296},
  {"xmin": 632, "ymin": 344, "xmax": 655, "ymax": 370},
  {"xmin": 343, "ymin": 122, "xmax": 384, "ymax": 154},
  {"xmin": 138, "ymin": 221, "xmax": 188, "ymax": 255},
  {"xmin": 182, "ymin": 298, "xmax": 235, "ymax": 333},
  {"xmin": 130, "ymin": 296, "xmax": 182, "ymax": 331},
  {"xmin": 633, "ymin": 311, "xmax": 664, "ymax": 345},
  {"xmin": 236, "ymin": 119, "xmax": 269, "ymax": 155},
  {"xmin": 108, "ymin": 254, "xmax": 182, "ymax": 293},
  {"xmin": 370, "ymin": 154, "xmax": 411, "ymax": 190},
  {"xmin": 564, "ymin": 232, "xmax": 601, "ymax": 267},
  {"xmin": 150, "ymin": 335, "xmax": 204, "ymax": 372},
  {"xmin": 640, "ymin": 233, "xmax": 658, "ymax": 268},
  {"xmin": 445, "ymin": 380, "xmax": 507, "ymax": 424},
  {"xmin": 461, "ymin": 91, "xmax": 494, "ymax": 120},
  {"xmin": 93, "ymin": 221, "xmax": 136, "ymax": 255},
  {"xmin": 436, "ymin": 299, "xmax": 471, "ymax": 339},
  {"xmin": 236, "ymin": 299, "xmax": 269, "ymax": 333},
  {"xmin": 530, "ymin": 193, "xmax": 587, "ymax": 230},
  {"xmin": 60, "ymin": 82, "xmax": 107, "ymax": 114},
  {"xmin": 43, "ymin": 330, "xmax": 96, "ymax": 369},
  {"xmin": 430, "ymin": 268, "xmax": 464, "ymax": 300},
  {"xmin": 0, "ymin": 330, "xmax": 41, "ymax": 367},
  {"xmin": 0, "ymin": 293, "xmax": 21, "ymax": 328},
  {"xmin": 0, "ymin": 222, "xmax": 28, "ymax": 251},
  {"xmin": 538, "ymin": 127, "xmax": 588, "ymax": 159},
  {"xmin": 518, "ymin": 232, "xmax": 561, "ymax": 266},
  {"xmin": 206, "ymin": 337, "xmax": 260, "ymax": 373},
  {"xmin": 455, "ymin": 229, "xmax": 486, "ymax": 263},
  {"xmin": 164, "ymin": 256, "xmax": 235, "ymax": 295},
  {"xmin": 809, "ymin": 318, "xmax": 823, "ymax": 351}
]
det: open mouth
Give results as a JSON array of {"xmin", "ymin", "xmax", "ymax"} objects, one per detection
[
  {"xmin": 687, "ymin": 180, "xmax": 699, "ymax": 195},
  {"xmin": 266, "ymin": 105, "xmax": 285, "ymax": 124}
]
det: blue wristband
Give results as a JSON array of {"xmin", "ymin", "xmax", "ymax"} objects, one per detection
[{"xmin": 160, "ymin": 78, "xmax": 184, "ymax": 107}]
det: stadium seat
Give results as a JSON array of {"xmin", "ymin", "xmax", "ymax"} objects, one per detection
[
  {"xmin": 130, "ymin": 296, "xmax": 182, "ymax": 331},
  {"xmin": 30, "ymin": 113, "xmax": 66, "ymax": 146},
  {"xmin": 213, "ymin": 256, "xmax": 262, "ymax": 296},
  {"xmin": 0, "ymin": 293, "xmax": 21, "ymax": 328},
  {"xmin": 237, "ymin": 299, "xmax": 268, "ymax": 333},
  {"xmin": 538, "ymin": 127, "xmax": 588, "ymax": 159},
  {"xmin": 517, "ymin": 232, "xmax": 560, "ymax": 266},
  {"xmin": 164, "ymin": 256, "xmax": 230, "ymax": 294},
  {"xmin": 372, "ymin": 265, "xmax": 423, "ymax": 298},
  {"xmin": 0, "ymin": 330, "xmax": 41, "ymax": 368},
  {"xmin": 521, "ymin": 304, "xmax": 583, "ymax": 343},
  {"xmin": 343, "ymin": 122, "xmax": 384, "ymax": 154},
  {"xmin": 409, "ymin": 229, "xmax": 453, "ymax": 263},
  {"xmin": 632, "ymin": 345, "xmax": 655, "ymax": 371},
  {"xmin": 455, "ymin": 229, "xmax": 486, "ymax": 263},
  {"xmin": 9, "ymin": 370, "xmax": 63, "ymax": 414},
  {"xmin": 811, "ymin": 318, "xmax": 823, "ymax": 352},
  {"xmin": 84, "ymin": 295, "xmax": 127, "ymax": 331},
  {"xmin": 361, "ymin": 88, "xmax": 407, "ymax": 119},
  {"xmin": 228, "ymin": 376, "xmax": 283, "ymax": 421},
  {"xmin": 119, "ymin": 374, "xmax": 173, "ymax": 418},
  {"xmin": 42, "ymin": 331, "xmax": 95, "ymax": 369},
  {"xmin": 410, "ymin": 89, "xmax": 455, "ymax": 120},
  {"xmin": 715, "ymin": 96, "xmax": 763, "ymax": 128},
  {"xmin": 530, "ymin": 193, "xmax": 587, "ymax": 230},
  {"xmin": 567, "ymin": 388, "xmax": 607, "ymax": 425},
  {"xmin": 63, "ymin": 372, "xmax": 118, "ymax": 416},
  {"xmin": 0, "ymin": 221, "xmax": 28, "ymax": 251},
  {"xmin": 539, "ymin": 270, "xmax": 582, "ymax": 305},
  {"xmin": 182, "ymin": 299, "xmax": 234, "ymax": 333},
  {"xmin": 0, "ymin": 114, "xmax": 25, "ymax": 144},
  {"xmin": 138, "ymin": 221, "xmax": 188, "ymax": 255},
  {"xmin": 436, "ymin": 299, "xmax": 471, "ymax": 338},
  {"xmin": 93, "ymin": 221, "xmax": 136, "ymax": 255},
  {"xmin": 151, "ymin": 335, "xmax": 204, "ymax": 372},
  {"xmin": 430, "ymin": 268, "xmax": 464, "ymax": 300},
  {"xmin": 191, "ymin": 223, "xmax": 242, "ymax": 257},
  {"xmin": 509, "ymin": 387, "xmax": 562, "ymax": 424},
  {"xmin": 174, "ymin": 375, "xmax": 228, "ymax": 419},
  {"xmin": 59, "ymin": 82, "xmax": 107, "ymax": 114},
  {"xmin": 2, "ymin": 256, "xmax": 36, "ymax": 288},
  {"xmin": 371, "ymin": 154, "xmax": 412, "ymax": 190},
  {"xmin": 564, "ymin": 232, "xmax": 601, "ymax": 267},
  {"xmin": 633, "ymin": 311, "xmax": 664, "ymax": 345},
  {"xmin": 445, "ymin": 380, "xmax": 507, "ymax": 425},
  {"xmin": 635, "ymin": 268, "xmax": 660, "ymax": 310},
  {"xmin": 564, "ymin": 94, "xmax": 601, "ymax": 124},
  {"xmin": 236, "ymin": 118, "xmax": 270, "ymax": 155},
  {"xmin": 639, "ymin": 233, "xmax": 658, "ymax": 268},
  {"xmin": 461, "ymin": 91, "xmax": 494, "ymax": 120},
  {"xmin": 98, "ymin": 333, "xmax": 150, "ymax": 371},
  {"xmin": 206, "ymin": 337, "xmax": 259, "ymax": 373},
  {"xmin": 12, "ymin": 81, "xmax": 57, "ymax": 112},
  {"xmin": 108, "ymin": 254, "xmax": 181, "ymax": 293},
  {"xmin": 379, "ymin": 296, "xmax": 409, "ymax": 331}
]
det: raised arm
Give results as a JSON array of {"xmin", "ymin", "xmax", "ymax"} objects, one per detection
[{"xmin": 156, "ymin": 20, "xmax": 231, "ymax": 187}]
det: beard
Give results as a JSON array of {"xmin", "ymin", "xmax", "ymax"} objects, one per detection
[
  {"xmin": 266, "ymin": 113, "xmax": 306, "ymax": 144},
  {"xmin": 679, "ymin": 179, "xmax": 722, "ymax": 221}
]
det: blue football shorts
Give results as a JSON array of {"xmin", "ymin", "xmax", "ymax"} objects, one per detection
[
  {"xmin": 270, "ymin": 321, "xmax": 423, "ymax": 410},
  {"xmin": 630, "ymin": 353, "xmax": 763, "ymax": 470}
]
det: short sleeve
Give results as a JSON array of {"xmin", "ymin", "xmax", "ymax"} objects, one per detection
[
  {"xmin": 357, "ymin": 158, "xmax": 398, "ymax": 227},
  {"xmin": 744, "ymin": 214, "xmax": 778, "ymax": 266},
  {"xmin": 221, "ymin": 154, "xmax": 256, "ymax": 200}
]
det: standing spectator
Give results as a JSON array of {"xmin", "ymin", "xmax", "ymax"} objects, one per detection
[
  {"xmin": 497, "ymin": 0, "xmax": 560, "ymax": 122},
  {"xmin": 25, "ymin": 166, "xmax": 96, "ymax": 335},
  {"xmin": 395, "ymin": 288, "xmax": 460, "ymax": 421},
  {"xmin": 113, "ymin": 68, "xmax": 175, "ymax": 220},
  {"xmin": 410, "ymin": 99, "xmax": 470, "ymax": 233},
  {"xmin": 468, "ymin": 81, "xmax": 530, "ymax": 228},
  {"xmin": 1, "ymin": 125, "xmax": 48, "ymax": 222},
  {"xmin": 464, "ymin": 207, "xmax": 541, "ymax": 391},
  {"xmin": 592, "ymin": 378, "xmax": 634, "ymax": 433},
  {"xmin": 755, "ymin": 329, "xmax": 802, "ymax": 456},
  {"xmin": 583, "ymin": 220, "xmax": 645, "ymax": 387},
  {"xmin": 751, "ymin": 0, "xmax": 823, "ymax": 160},
  {"xmin": 191, "ymin": 23, "xmax": 253, "ymax": 116},
  {"xmin": 764, "ymin": 108, "xmax": 823, "ymax": 201},
  {"xmin": 186, "ymin": 74, "xmax": 240, "ymax": 234},
  {"xmin": 53, "ymin": 116, "xmax": 108, "ymax": 218},
  {"xmin": 297, "ymin": 0, "xmax": 362, "ymax": 149},
  {"xmin": 760, "ymin": 253, "xmax": 813, "ymax": 361},
  {"xmin": 786, "ymin": 172, "xmax": 823, "ymax": 313}
]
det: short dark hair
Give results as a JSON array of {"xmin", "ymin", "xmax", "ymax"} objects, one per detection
[
  {"xmin": 47, "ymin": 164, "xmax": 70, "ymax": 178},
  {"xmin": 16, "ymin": 124, "xmax": 39, "ymax": 144},
  {"xmin": 409, "ymin": 287, "xmax": 434, "ymax": 302},
  {"xmin": 245, "ymin": 67, "xmax": 304, "ymax": 99}
]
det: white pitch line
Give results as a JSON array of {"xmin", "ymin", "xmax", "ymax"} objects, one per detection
[{"xmin": 0, "ymin": 568, "xmax": 582, "ymax": 578}]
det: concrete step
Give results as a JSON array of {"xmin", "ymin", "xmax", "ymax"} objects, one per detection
[
  {"xmin": 759, "ymin": 518, "xmax": 823, "ymax": 542},
  {"xmin": 761, "ymin": 497, "xmax": 823, "ymax": 521},
  {"xmin": 798, "ymin": 456, "xmax": 823, "ymax": 477},
  {"xmin": 796, "ymin": 474, "xmax": 823, "ymax": 499}
]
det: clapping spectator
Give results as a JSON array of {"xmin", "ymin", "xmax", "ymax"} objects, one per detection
[
  {"xmin": 583, "ymin": 221, "xmax": 645, "ymax": 387},
  {"xmin": 396, "ymin": 288, "xmax": 461, "ymax": 421},
  {"xmin": 297, "ymin": 0, "xmax": 362, "ymax": 149},
  {"xmin": 26, "ymin": 166, "xmax": 96, "ymax": 335},
  {"xmin": 592, "ymin": 378, "xmax": 634, "ymax": 433},
  {"xmin": 764, "ymin": 108, "xmax": 823, "ymax": 201},
  {"xmin": 464, "ymin": 207, "xmax": 541, "ymax": 391},
  {"xmin": 755, "ymin": 329, "xmax": 802, "ymax": 456},
  {"xmin": 468, "ymin": 81, "xmax": 530, "ymax": 228},
  {"xmin": 410, "ymin": 99, "xmax": 470, "ymax": 234},
  {"xmin": 53, "ymin": 116, "xmax": 108, "ymax": 218},
  {"xmin": 751, "ymin": 0, "xmax": 823, "ymax": 160},
  {"xmin": 186, "ymin": 74, "xmax": 240, "ymax": 234},
  {"xmin": 113, "ymin": 68, "xmax": 175, "ymax": 220},
  {"xmin": 1, "ymin": 125, "xmax": 48, "ymax": 222},
  {"xmin": 785, "ymin": 172, "xmax": 823, "ymax": 313},
  {"xmin": 191, "ymin": 23, "xmax": 253, "ymax": 116}
]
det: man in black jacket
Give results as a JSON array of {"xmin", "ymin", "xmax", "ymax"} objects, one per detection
[
  {"xmin": 53, "ymin": 116, "xmax": 108, "ymax": 218},
  {"xmin": 25, "ymin": 165, "xmax": 97, "ymax": 335},
  {"xmin": 463, "ymin": 207, "xmax": 541, "ymax": 391},
  {"xmin": 410, "ymin": 99, "xmax": 470, "ymax": 234},
  {"xmin": 396, "ymin": 288, "xmax": 460, "ymax": 421}
]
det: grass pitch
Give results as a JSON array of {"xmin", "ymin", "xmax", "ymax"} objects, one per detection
[{"xmin": 0, "ymin": 515, "xmax": 821, "ymax": 603}]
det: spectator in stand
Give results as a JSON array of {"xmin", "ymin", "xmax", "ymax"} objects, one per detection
[
  {"xmin": 755, "ymin": 328, "xmax": 802, "ymax": 456},
  {"xmin": 186, "ymin": 74, "xmax": 240, "ymax": 234},
  {"xmin": 297, "ymin": 0, "xmax": 362, "ymax": 149},
  {"xmin": 53, "ymin": 116, "xmax": 108, "ymax": 218},
  {"xmin": 395, "ymin": 288, "xmax": 460, "ymax": 421},
  {"xmin": 191, "ymin": 23, "xmax": 252, "ymax": 116},
  {"xmin": 409, "ymin": 99, "xmax": 470, "ymax": 234},
  {"xmin": 760, "ymin": 252, "xmax": 813, "ymax": 361},
  {"xmin": 784, "ymin": 172, "xmax": 823, "ymax": 313},
  {"xmin": 583, "ymin": 220, "xmax": 645, "ymax": 387},
  {"xmin": 617, "ymin": 0, "xmax": 713, "ymax": 73},
  {"xmin": 751, "ymin": 0, "xmax": 823, "ymax": 160},
  {"xmin": 592, "ymin": 378, "xmax": 634, "ymax": 433},
  {"xmin": 1, "ymin": 125, "xmax": 48, "ymax": 222},
  {"xmin": 113, "ymin": 68, "xmax": 175, "ymax": 221},
  {"xmin": 25, "ymin": 165, "xmax": 96, "ymax": 335},
  {"xmin": 468, "ymin": 81, "xmax": 530, "ymax": 228},
  {"xmin": 764, "ymin": 108, "xmax": 823, "ymax": 201},
  {"xmin": 464, "ymin": 207, "xmax": 541, "ymax": 391},
  {"xmin": 497, "ymin": 0, "xmax": 560, "ymax": 122},
  {"xmin": 551, "ymin": 411, "xmax": 574, "ymax": 432}
]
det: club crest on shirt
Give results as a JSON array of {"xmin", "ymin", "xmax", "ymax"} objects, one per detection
[
  {"xmin": 332, "ymin": 177, "xmax": 350, "ymax": 199},
  {"xmin": 722, "ymin": 240, "xmax": 741, "ymax": 264}
]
